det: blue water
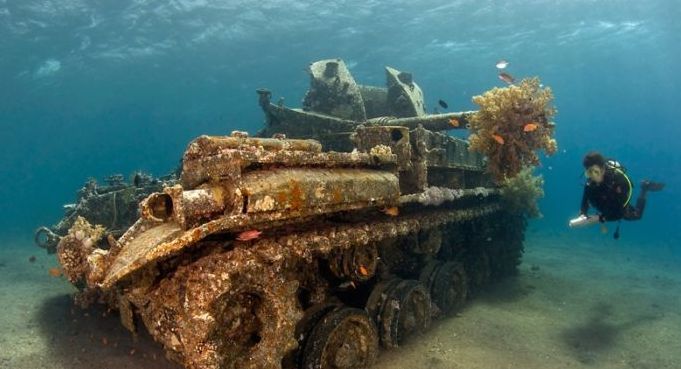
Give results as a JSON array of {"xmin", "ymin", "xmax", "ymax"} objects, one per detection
[{"xmin": 1, "ymin": 0, "xmax": 680, "ymax": 254}]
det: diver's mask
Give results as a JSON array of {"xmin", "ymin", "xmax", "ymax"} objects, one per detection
[{"xmin": 585, "ymin": 165, "xmax": 605, "ymax": 183}]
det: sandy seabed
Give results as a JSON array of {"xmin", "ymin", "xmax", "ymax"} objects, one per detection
[{"xmin": 0, "ymin": 232, "xmax": 679, "ymax": 369}]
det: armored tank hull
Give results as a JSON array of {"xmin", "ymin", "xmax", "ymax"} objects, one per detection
[{"xmin": 55, "ymin": 59, "xmax": 529, "ymax": 369}]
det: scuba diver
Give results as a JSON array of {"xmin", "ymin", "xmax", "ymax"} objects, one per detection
[{"xmin": 569, "ymin": 151, "xmax": 665, "ymax": 239}]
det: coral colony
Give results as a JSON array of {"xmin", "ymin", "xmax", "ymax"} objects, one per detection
[{"xmin": 468, "ymin": 77, "xmax": 557, "ymax": 182}]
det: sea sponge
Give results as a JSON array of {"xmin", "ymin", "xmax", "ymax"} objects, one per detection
[
  {"xmin": 468, "ymin": 78, "xmax": 557, "ymax": 181},
  {"xmin": 500, "ymin": 167, "xmax": 544, "ymax": 218},
  {"xmin": 56, "ymin": 216, "xmax": 106, "ymax": 286}
]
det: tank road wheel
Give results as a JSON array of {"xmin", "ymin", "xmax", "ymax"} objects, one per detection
[
  {"xmin": 419, "ymin": 261, "xmax": 443, "ymax": 300},
  {"xmin": 365, "ymin": 279, "xmax": 401, "ymax": 325},
  {"xmin": 329, "ymin": 243, "xmax": 379, "ymax": 282},
  {"xmin": 282, "ymin": 303, "xmax": 339, "ymax": 368},
  {"xmin": 431, "ymin": 262, "xmax": 468, "ymax": 315},
  {"xmin": 147, "ymin": 248, "xmax": 302, "ymax": 369},
  {"xmin": 466, "ymin": 250, "xmax": 491, "ymax": 295},
  {"xmin": 301, "ymin": 307, "xmax": 379, "ymax": 369},
  {"xmin": 366, "ymin": 279, "xmax": 432, "ymax": 348}
]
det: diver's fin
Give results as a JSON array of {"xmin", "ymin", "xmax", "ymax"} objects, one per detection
[
  {"xmin": 641, "ymin": 180, "xmax": 665, "ymax": 192},
  {"xmin": 613, "ymin": 223, "xmax": 621, "ymax": 240}
]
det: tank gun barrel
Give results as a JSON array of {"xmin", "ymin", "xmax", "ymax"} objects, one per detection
[{"xmin": 365, "ymin": 111, "xmax": 476, "ymax": 131}]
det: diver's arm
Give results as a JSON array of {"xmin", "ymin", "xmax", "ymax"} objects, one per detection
[
  {"xmin": 612, "ymin": 171, "xmax": 630, "ymax": 207},
  {"xmin": 580, "ymin": 185, "xmax": 590, "ymax": 215}
]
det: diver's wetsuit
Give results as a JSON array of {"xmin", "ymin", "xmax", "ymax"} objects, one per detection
[{"xmin": 580, "ymin": 167, "xmax": 646, "ymax": 221}]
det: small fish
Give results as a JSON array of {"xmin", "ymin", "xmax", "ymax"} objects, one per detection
[
  {"xmin": 449, "ymin": 117, "xmax": 460, "ymax": 127},
  {"xmin": 358, "ymin": 265, "xmax": 369, "ymax": 276},
  {"xmin": 48, "ymin": 267, "xmax": 62, "ymax": 277},
  {"xmin": 498, "ymin": 72, "xmax": 515, "ymax": 85},
  {"xmin": 382, "ymin": 206, "xmax": 399, "ymax": 216},
  {"xmin": 29, "ymin": 255, "xmax": 36, "ymax": 263},
  {"xmin": 492, "ymin": 134, "xmax": 505, "ymax": 145},
  {"xmin": 437, "ymin": 99, "xmax": 449, "ymax": 109},
  {"xmin": 236, "ymin": 229, "xmax": 262, "ymax": 241},
  {"xmin": 523, "ymin": 123, "xmax": 539, "ymax": 132},
  {"xmin": 496, "ymin": 59, "xmax": 509, "ymax": 69}
]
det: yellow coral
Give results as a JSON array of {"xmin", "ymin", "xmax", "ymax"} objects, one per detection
[
  {"xmin": 468, "ymin": 77, "xmax": 557, "ymax": 181},
  {"xmin": 500, "ymin": 166, "xmax": 544, "ymax": 218}
]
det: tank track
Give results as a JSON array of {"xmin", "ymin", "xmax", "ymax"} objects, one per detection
[{"xmin": 125, "ymin": 203, "xmax": 524, "ymax": 369}]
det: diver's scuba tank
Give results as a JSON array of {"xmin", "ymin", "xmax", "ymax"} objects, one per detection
[{"xmin": 569, "ymin": 214, "xmax": 600, "ymax": 228}]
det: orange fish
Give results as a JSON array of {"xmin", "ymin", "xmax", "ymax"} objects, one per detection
[
  {"xmin": 382, "ymin": 207, "xmax": 399, "ymax": 216},
  {"xmin": 448, "ymin": 117, "xmax": 460, "ymax": 127},
  {"xmin": 492, "ymin": 134, "xmax": 505, "ymax": 145},
  {"xmin": 236, "ymin": 229, "xmax": 262, "ymax": 241},
  {"xmin": 48, "ymin": 267, "xmax": 62, "ymax": 277},
  {"xmin": 523, "ymin": 123, "xmax": 538, "ymax": 132},
  {"xmin": 358, "ymin": 265, "xmax": 369, "ymax": 276}
]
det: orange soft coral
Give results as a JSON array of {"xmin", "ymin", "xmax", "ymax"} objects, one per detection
[{"xmin": 468, "ymin": 77, "xmax": 557, "ymax": 182}]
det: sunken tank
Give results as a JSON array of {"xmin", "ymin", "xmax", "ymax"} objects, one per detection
[{"xmin": 55, "ymin": 59, "xmax": 527, "ymax": 369}]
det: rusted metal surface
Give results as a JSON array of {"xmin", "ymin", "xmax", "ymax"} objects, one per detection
[
  {"xmin": 366, "ymin": 278, "xmax": 431, "ymax": 348},
  {"xmin": 114, "ymin": 203, "xmax": 501, "ymax": 369},
  {"xmin": 186, "ymin": 134, "xmax": 323, "ymax": 154},
  {"xmin": 101, "ymin": 221, "xmax": 184, "ymax": 287},
  {"xmin": 303, "ymin": 59, "xmax": 367, "ymax": 121},
  {"xmin": 385, "ymin": 66, "xmax": 426, "ymax": 117},
  {"xmin": 240, "ymin": 168, "xmax": 399, "ymax": 213},
  {"xmin": 52, "ymin": 59, "xmax": 533, "ymax": 369},
  {"xmin": 411, "ymin": 125, "xmax": 485, "ymax": 170},
  {"xmin": 300, "ymin": 307, "xmax": 379, "ymax": 369},
  {"xmin": 102, "ymin": 193, "xmax": 498, "ymax": 289},
  {"xmin": 401, "ymin": 125, "xmax": 490, "ymax": 193},
  {"xmin": 399, "ymin": 187, "xmax": 498, "ymax": 206},
  {"xmin": 36, "ymin": 172, "xmax": 175, "ymax": 252},
  {"xmin": 365, "ymin": 111, "xmax": 475, "ymax": 131},
  {"xmin": 58, "ymin": 196, "xmax": 512, "ymax": 369},
  {"xmin": 138, "ymin": 243, "xmax": 302, "ymax": 369},
  {"xmin": 276, "ymin": 203, "xmax": 501, "ymax": 262},
  {"xmin": 257, "ymin": 62, "xmax": 477, "ymax": 148},
  {"xmin": 258, "ymin": 103, "xmax": 359, "ymax": 141},
  {"xmin": 181, "ymin": 134, "xmax": 396, "ymax": 189},
  {"xmin": 420, "ymin": 261, "xmax": 468, "ymax": 315},
  {"xmin": 358, "ymin": 85, "xmax": 390, "ymax": 118},
  {"xmin": 352, "ymin": 126, "xmax": 412, "ymax": 171},
  {"xmin": 328, "ymin": 243, "xmax": 379, "ymax": 282}
]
